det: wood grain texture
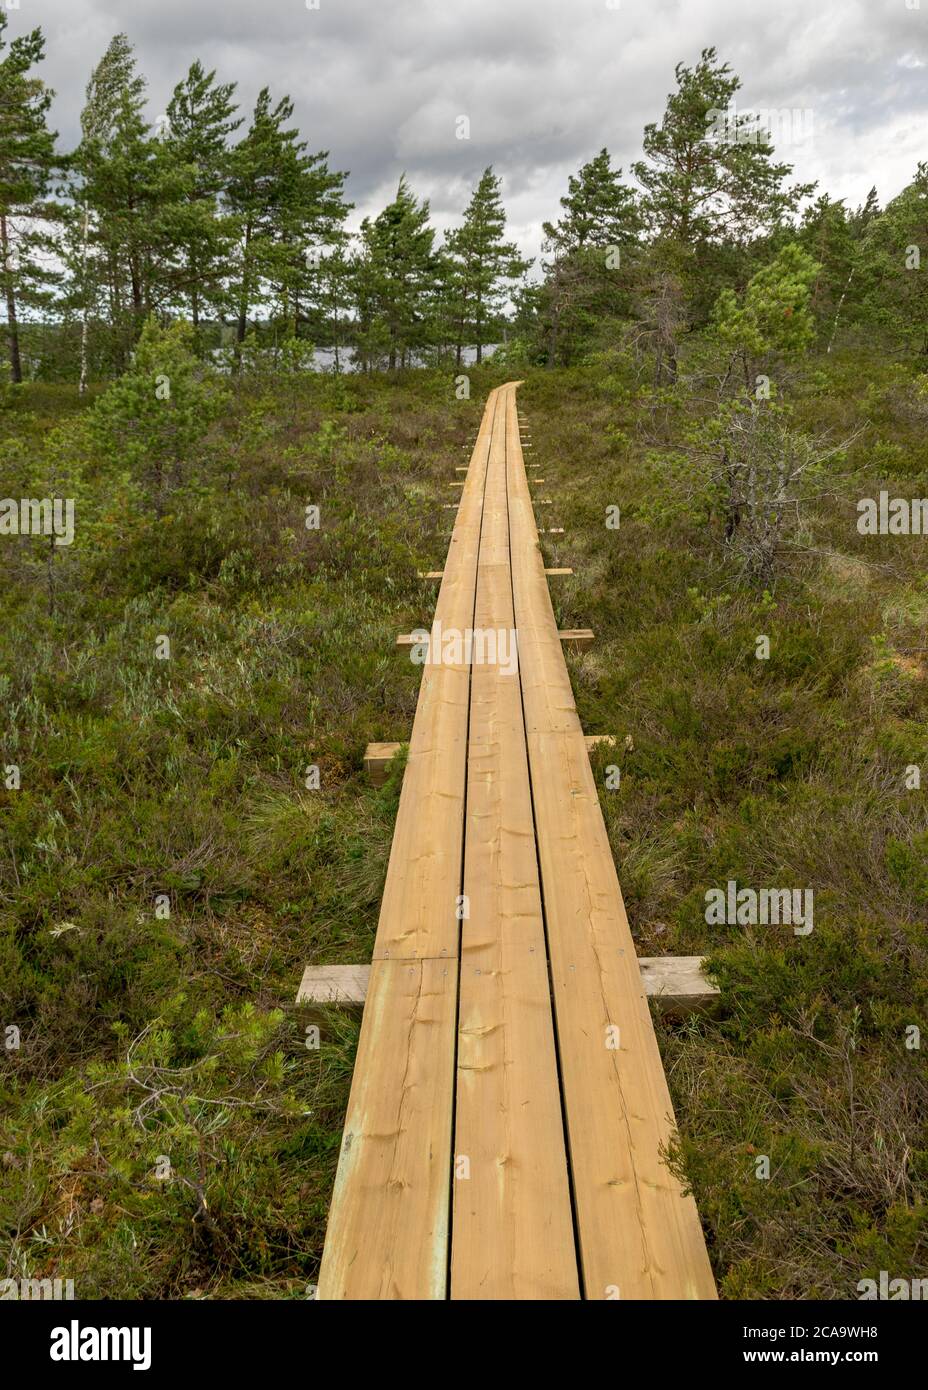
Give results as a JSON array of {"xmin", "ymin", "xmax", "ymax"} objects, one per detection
[
  {"xmin": 317, "ymin": 958, "xmax": 457, "ymax": 1299},
  {"xmin": 318, "ymin": 390, "xmax": 502, "ymax": 1299},
  {"xmin": 297, "ymin": 963, "xmax": 371, "ymax": 1006},
  {"xmin": 451, "ymin": 384, "xmax": 578, "ymax": 1301},
  {"xmin": 374, "ymin": 389, "xmax": 499, "ymax": 960},
  {"xmin": 297, "ymin": 957, "xmax": 719, "ymax": 1015},
  {"xmin": 319, "ymin": 382, "xmax": 715, "ymax": 1302}
]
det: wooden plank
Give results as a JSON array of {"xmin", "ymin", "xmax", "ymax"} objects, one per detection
[
  {"xmin": 399, "ymin": 627, "xmax": 594, "ymax": 652},
  {"xmin": 297, "ymin": 962, "xmax": 370, "ymax": 1006},
  {"xmin": 364, "ymin": 741, "xmax": 403, "ymax": 786},
  {"xmin": 318, "ymin": 388, "xmax": 502, "ymax": 1300},
  {"xmin": 297, "ymin": 958, "xmax": 719, "ymax": 1018},
  {"xmin": 297, "ymin": 964, "xmax": 370, "ymax": 1025},
  {"xmin": 451, "ymin": 383, "xmax": 578, "ymax": 1300},
  {"xmin": 366, "ymin": 730, "xmax": 604, "ymax": 785},
  {"xmin": 504, "ymin": 384, "xmax": 717, "ymax": 1301},
  {"xmin": 558, "ymin": 628, "xmax": 594, "ymax": 651},
  {"xmin": 419, "ymin": 567, "xmax": 570, "ymax": 581},
  {"xmin": 317, "ymin": 958, "xmax": 456, "ymax": 1299},
  {"xmin": 638, "ymin": 957, "xmax": 720, "ymax": 1014}
]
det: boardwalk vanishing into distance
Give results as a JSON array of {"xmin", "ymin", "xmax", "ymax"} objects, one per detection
[{"xmin": 316, "ymin": 383, "xmax": 717, "ymax": 1301}]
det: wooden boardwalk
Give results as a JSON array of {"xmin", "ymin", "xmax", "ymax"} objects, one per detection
[{"xmin": 317, "ymin": 383, "xmax": 716, "ymax": 1301}]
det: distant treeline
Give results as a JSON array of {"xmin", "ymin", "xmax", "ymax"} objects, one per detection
[{"xmin": 1, "ymin": 17, "xmax": 926, "ymax": 386}]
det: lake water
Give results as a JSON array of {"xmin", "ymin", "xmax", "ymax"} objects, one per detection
[{"xmin": 310, "ymin": 344, "xmax": 500, "ymax": 372}]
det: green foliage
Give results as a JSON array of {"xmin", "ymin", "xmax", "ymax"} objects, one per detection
[
  {"xmin": 0, "ymin": 366, "xmax": 470, "ymax": 1296},
  {"xmin": 859, "ymin": 163, "xmax": 928, "ymax": 353},
  {"xmin": 354, "ymin": 176, "xmax": 436, "ymax": 370},
  {"xmin": 225, "ymin": 85, "xmax": 349, "ymax": 354},
  {"xmin": 160, "ymin": 60, "xmax": 242, "ymax": 337},
  {"xmin": 544, "ymin": 147, "xmax": 643, "ymax": 252},
  {"xmin": 2, "ymin": 26, "xmax": 925, "ymax": 382},
  {"xmin": 440, "ymin": 167, "xmax": 529, "ymax": 364},
  {"xmin": 0, "ymin": 12, "xmax": 60, "ymax": 383},
  {"xmin": 633, "ymin": 47, "xmax": 813, "ymax": 246},
  {"xmin": 515, "ymin": 351, "xmax": 928, "ymax": 1296},
  {"xmin": 3, "ymin": 351, "xmax": 928, "ymax": 1299},
  {"xmin": 75, "ymin": 34, "xmax": 164, "ymax": 370},
  {"xmin": 537, "ymin": 149, "xmax": 641, "ymax": 366},
  {"xmin": 89, "ymin": 317, "xmax": 229, "ymax": 508},
  {"xmin": 713, "ymin": 242, "xmax": 821, "ymax": 366},
  {"xmin": 885, "ymin": 831, "xmax": 928, "ymax": 905}
]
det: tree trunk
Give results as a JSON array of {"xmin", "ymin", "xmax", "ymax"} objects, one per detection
[
  {"xmin": 1, "ymin": 215, "xmax": 23, "ymax": 384},
  {"xmin": 826, "ymin": 268, "xmax": 854, "ymax": 355},
  {"xmin": 548, "ymin": 302, "xmax": 560, "ymax": 369},
  {"xmin": 79, "ymin": 208, "xmax": 91, "ymax": 394}
]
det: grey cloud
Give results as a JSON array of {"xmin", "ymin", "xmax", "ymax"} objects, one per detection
[{"xmin": 16, "ymin": 0, "xmax": 928, "ymax": 262}]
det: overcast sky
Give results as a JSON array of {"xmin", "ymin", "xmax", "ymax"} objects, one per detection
[{"xmin": 15, "ymin": 0, "xmax": 928, "ymax": 262}]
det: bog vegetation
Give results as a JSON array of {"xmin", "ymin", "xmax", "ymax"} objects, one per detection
[{"xmin": 1, "ymin": 22, "xmax": 926, "ymax": 1297}]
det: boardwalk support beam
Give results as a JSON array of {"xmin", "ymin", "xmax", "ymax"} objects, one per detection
[{"xmin": 298, "ymin": 957, "xmax": 720, "ymax": 1021}]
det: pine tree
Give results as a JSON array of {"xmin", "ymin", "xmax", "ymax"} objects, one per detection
[
  {"xmin": 0, "ymin": 14, "xmax": 59, "ymax": 383},
  {"xmin": 712, "ymin": 242, "xmax": 821, "ymax": 388},
  {"xmin": 633, "ymin": 49, "xmax": 813, "ymax": 251},
  {"xmin": 76, "ymin": 35, "xmax": 161, "ymax": 371},
  {"xmin": 226, "ymin": 87, "xmax": 349, "ymax": 357},
  {"xmin": 539, "ymin": 149, "xmax": 640, "ymax": 365},
  {"xmin": 355, "ymin": 176, "xmax": 436, "ymax": 370},
  {"xmin": 90, "ymin": 316, "xmax": 229, "ymax": 511},
  {"xmin": 443, "ymin": 168, "xmax": 528, "ymax": 364},
  {"xmin": 795, "ymin": 195, "xmax": 857, "ymax": 352},
  {"xmin": 544, "ymin": 148, "xmax": 641, "ymax": 252},
  {"xmin": 160, "ymin": 61, "xmax": 241, "ymax": 337},
  {"xmin": 314, "ymin": 240, "xmax": 354, "ymax": 371},
  {"xmin": 859, "ymin": 165, "xmax": 928, "ymax": 354}
]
